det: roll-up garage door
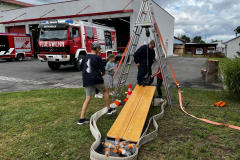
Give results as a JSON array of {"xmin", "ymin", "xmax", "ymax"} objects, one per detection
[{"xmin": 8, "ymin": 26, "xmax": 26, "ymax": 34}]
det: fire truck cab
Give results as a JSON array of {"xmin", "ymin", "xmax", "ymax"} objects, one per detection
[
  {"xmin": 38, "ymin": 20, "xmax": 118, "ymax": 70},
  {"xmin": 0, "ymin": 33, "xmax": 33, "ymax": 61}
]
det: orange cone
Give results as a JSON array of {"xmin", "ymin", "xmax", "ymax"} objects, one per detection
[
  {"xmin": 124, "ymin": 84, "xmax": 132, "ymax": 102},
  {"xmin": 114, "ymin": 100, "xmax": 121, "ymax": 106}
]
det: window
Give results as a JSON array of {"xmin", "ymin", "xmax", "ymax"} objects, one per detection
[
  {"xmin": 39, "ymin": 28, "xmax": 67, "ymax": 40},
  {"xmin": 104, "ymin": 31, "xmax": 112, "ymax": 49},
  {"xmin": 86, "ymin": 26, "xmax": 93, "ymax": 39},
  {"xmin": 73, "ymin": 27, "xmax": 79, "ymax": 38}
]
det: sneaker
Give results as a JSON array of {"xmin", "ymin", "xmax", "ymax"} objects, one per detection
[
  {"xmin": 109, "ymin": 92, "xmax": 113, "ymax": 96},
  {"xmin": 108, "ymin": 108, "xmax": 116, "ymax": 115},
  {"xmin": 77, "ymin": 118, "xmax": 90, "ymax": 125},
  {"xmin": 98, "ymin": 93, "xmax": 103, "ymax": 96},
  {"xmin": 95, "ymin": 94, "xmax": 103, "ymax": 98}
]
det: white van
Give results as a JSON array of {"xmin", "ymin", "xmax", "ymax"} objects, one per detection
[{"xmin": 196, "ymin": 48, "xmax": 203, "ymax": 55}]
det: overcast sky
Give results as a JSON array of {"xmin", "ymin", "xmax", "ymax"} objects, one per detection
[{"xmin": 19, "ymin": 0, "xmax": 240, "ymax": 42}]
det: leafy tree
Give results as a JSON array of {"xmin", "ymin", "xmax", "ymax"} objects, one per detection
[
  {"xmin": 192, "ymin": 36, "xmax": 205, "ymax": 43},
  {"xmin": 234, "ymin": 26, "xmax": 240, "ymax": 36},
  {"xmin": 178, "ymin": 35, "xmax": 191, "ymax": 43}
]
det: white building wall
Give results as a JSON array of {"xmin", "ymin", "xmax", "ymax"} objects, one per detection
[
  {"xmin": 0, "ymin": 2, "xmax": 24, "ymax": 32},
  {"xmin": 1, "ymin": 0, "xmax": 174, "ymax": 56},
  {"xmin": 152, "ymin": 2, "xmax": 174, "ymax": 56},
  {"xmin": 1, "ymin": 0, "xmax": 133, "ymax": 22},
  {"xmin": 226, "ymin": 37, "xmax": 240, "ymax": 58}
]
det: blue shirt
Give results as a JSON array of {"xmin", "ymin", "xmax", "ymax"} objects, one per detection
[{"xmin": 81, "ymin": 54, "xmax": 105, "ymax": 87}]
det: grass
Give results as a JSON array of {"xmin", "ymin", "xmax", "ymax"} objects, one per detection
[{"xmin": 1, "ymin": 87, "xmax": 240, "ymax": 160}]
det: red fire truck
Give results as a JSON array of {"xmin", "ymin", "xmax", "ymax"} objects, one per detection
[
  {"xmin": 37, "ymin": 20, "xmax": 118, "ymax": 70},
  {"xmin": 0, "ymin": 33, "xmax": 34, "ymax": 61}
]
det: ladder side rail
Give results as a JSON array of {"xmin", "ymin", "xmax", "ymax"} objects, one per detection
[
  {"xmin": 153, "ymin": 37, "xmax": 173, "ymax": 107},
  {"xmin": 146, "ymin": 0, "xmax": 174, "ymax": 107},
  {"xmin": 154, "ymin": 31, "xmax": 172, "ymax": 106},
  {"xmin": 113, "ymin": 1, "xmax": 149, "ymax": 99},
  {"xmin": 114, "ymin": 35, "xmax": 135, "ymax": 97},
  {"xmin": 113, "ymin": 28, "xmax": 141, "ymax": 98},
  {"xmin": 117, "ymin": 25, "xmax": 144, "ymax": 95},
  {"xmin": 116, "ymin": 28, "xmax": 142, "ymax": 97},
  {"xmin": 114, "ymin": 0, "xmax": 146, "ymax": 88}
]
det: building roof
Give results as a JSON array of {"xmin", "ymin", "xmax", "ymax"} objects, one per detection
[
  {"xmin": 225, "ymin": 35, "xmax": 240, "ymax": 43},
  {"xmin": 174, "ymin": 36, "xmax": 186, "ymax": 43},
  {"xmin": 0, "ymin": 0, "xmax": 34, "ymax": 7},
  {"xmin": 152, "ymin": 0, "xmax": 175, "ymax": 19},
  {"xmin": 185, "ymin": 43, "xmax": 218, "ymax": 47}
]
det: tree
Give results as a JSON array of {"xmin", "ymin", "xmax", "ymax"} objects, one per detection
[
  {"xmin": 192, "ymin": 36, "xmax": 205, "ymax": 43},
  {"xmin": 178, "ymin": 35, "xmax": 191, "ymax": 43},
  {"xmin": 234, "ymin": 26, "xmax": 240, "ymax": 36}
]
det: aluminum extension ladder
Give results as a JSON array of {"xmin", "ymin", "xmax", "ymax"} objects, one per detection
[{"xmin": 113, "ymin": 0, "xmax": 174, "ymax": 107}]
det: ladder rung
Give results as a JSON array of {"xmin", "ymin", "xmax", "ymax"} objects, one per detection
[
  {"xmin": 122, "ymin": 72, "xmax": 129, "ymax": 75},
  {"xmin": 120, "ymin": 80, "xmax": 126, "ymax": 84},
  {"xmin": 136, "ymin": 22, "xmax": 154, "ymax": 28}
]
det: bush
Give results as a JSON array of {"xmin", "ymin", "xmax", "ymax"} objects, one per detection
[
  {"xmin": 215, "ymin": 52, "xmax": 226, "ymax": 58},
  {"xmin": 221, "ymin": 56, "xmax": 240, "ymax": 99}
]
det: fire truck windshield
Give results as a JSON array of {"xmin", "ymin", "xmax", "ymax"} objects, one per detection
[{"xmin": 39, "ymin": 28, "xmax": 67, "ymax": 41}]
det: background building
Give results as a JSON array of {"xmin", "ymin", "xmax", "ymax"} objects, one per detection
[
  {"xmin": 225, "ymin": 36, "xmax": 240, "ymax": 58},
  {"xmin": 185, "ymin": 43, "xmax": 217, "ymax": 56},
  {"xmin": 211, "ymin": 39, "xmax": 226, "ymax": 54},
  {"xmin": 0, "ymin": 0, "xmax": 175, "ymax": 56},
  {"xmin": 0, "ymin": 0, "xmax": 34, "ymax": 32}
]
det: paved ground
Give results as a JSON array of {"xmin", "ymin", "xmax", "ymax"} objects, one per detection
[{"xmin": 0, "ymin": 57, "xmax": 222, "ymax": 93}]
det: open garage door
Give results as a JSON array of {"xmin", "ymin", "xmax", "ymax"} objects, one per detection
[{"xmin": 93, "ymin": 17, "xmax": 130, "ymax": 56}]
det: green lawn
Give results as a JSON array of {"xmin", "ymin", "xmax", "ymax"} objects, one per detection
[{"xmin": 1, "ymin": 87, "xmax": 239, "ymax": 160}]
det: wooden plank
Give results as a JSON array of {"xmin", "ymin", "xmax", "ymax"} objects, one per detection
[
  {"xmin": 107, "ymin": 85, "xmax": 145, "ymax": 139},
  {"xmin": 122, "ymin": 86, "xmax": 156, "ymax": 142}
]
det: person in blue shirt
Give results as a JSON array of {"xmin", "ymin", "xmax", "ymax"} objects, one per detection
[
  {"xmin": 105, "ymin": 54, "xmax": 116, "ymax": 95},
  {"xmin": 77, "ymin": 42, "xmax": 116, "ymax": 125},
  {"xmin": 134, "ymin": 40, "xmax": 155, "ymax": 84}
]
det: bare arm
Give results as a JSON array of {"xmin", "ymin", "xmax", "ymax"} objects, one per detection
[{"xmin": 151, "ymin": 69, "xmax": 161, "ymax": 78}]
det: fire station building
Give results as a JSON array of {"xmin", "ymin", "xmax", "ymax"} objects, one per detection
[{"xmin": 0, "ymin": 0, "xmax": 174, "ymax": 56}]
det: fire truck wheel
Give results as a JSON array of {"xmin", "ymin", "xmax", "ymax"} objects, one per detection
[
  {"xmin": 74, "ymin": 54, "xmax": 85, "ymax": 71},
  {"xmin": 48, "ymin": 61, "xmax": 61, "ymax": 70},
  {"xmin": 15, "ymin": 54, "xmax": 24, "ymax": 61}
]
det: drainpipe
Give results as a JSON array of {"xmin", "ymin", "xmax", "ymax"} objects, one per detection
[
  {"xmin": 0, "ymin": 2, "xmax": 3, "ymax": 32},
  {"xmin": 0, "ymin": 2, "xmax": 3, "ymax": 18}
]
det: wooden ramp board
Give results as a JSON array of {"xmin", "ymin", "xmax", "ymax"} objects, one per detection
[
  {"xmin": 107, "ymin": 85, "xmax": 145, "ymax": 139},
  {"xmin": 122, "ymin": 86, "xmax": 156, "ymax": 142},
  {"xmin": 107, "ymin": 85, "xmax": 156, "ymax": 142}
]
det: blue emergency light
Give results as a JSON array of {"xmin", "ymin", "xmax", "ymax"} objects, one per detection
[{"xmin": 65, "ymin": 20, "xmax": 74, "ymax": 24}]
